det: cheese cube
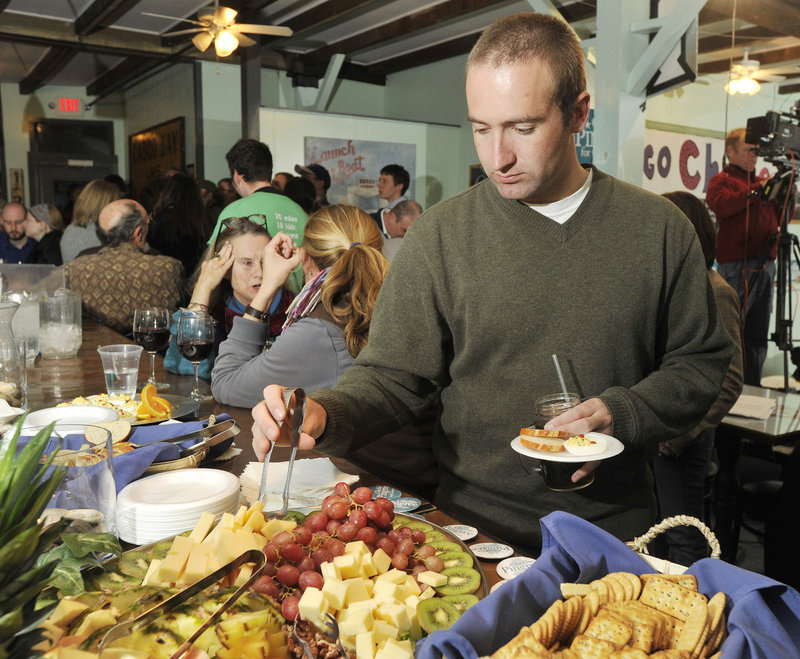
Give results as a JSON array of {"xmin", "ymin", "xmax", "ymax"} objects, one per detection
[
  {"xmin": 260, "ymin": 518, "xmax": 285, "ymax": 539},
  {"xmin": 244, "ymin": 511, "xmax": 266, "ymax": 531},
  {"xmin": 321, "ymin": 561, "xmax": 341, "ymax": 581},
  {"xmin": 371, "ymin": 620, "xmax": 399, "ymax": 644},
  {"xmin": 360, "ymin": 553, "xmax": 378, "ymax": 578},
  {"xmin": 376, "ymin": 569, "xmax": 407, "ymax": 585},
  {"xmin": 297, "ymin": 587, "xmax": 329, "ymax": 627},
  {"xmin": 184, "ymin": 543, "xmax": 212, "ymax": 583},
  {"xmin": 48, "ymin": 598, "xmax": 90, "ymax": 627},
  {"xmin": 159, "ymin": 549, "xmax": 189, "ymax": 583},
  {"xmin": 322, "ymin": 578, "xmax": 348, "ymax": 610},
  {"xmin": 418, "ymin": 585, "xmax": 437, "ymax": 600},
  {"xmin": 142, "ymin": 558, "xmax": 162, "ymax": 586},
  {"xmin": 245, "ymin": 500, "xmax": 264, "ymax": 521},
  {"xmin": 376, "ymin": 638, "xmax": 414, "ymax": 659},
  {"xmin": 376, "ymin": 603, "xmax": 410, "ymax": 633},
  {"xmin": 355, "ymin": 631, "xmax": 377, "ymax": 659},
  {"xmin": 338, "ymin": 607, "xmax": 374, "ymax": 637},
  {"xmin": 212, "ymin": 528, "xmax": 249, "ymax": 565},
  {"xmin": 333, "ymin": 552, "xmax": 360, "ymax": 579},
  {"xmin": 233, "ymin": 504, "xmax": 248, "ymax": 526},
  {"xmin": 345, "ymin": 540, "xmax": 370, "ymax": 557},
  {"xmin": 417, "ymin": 571, "xmax": 447, "ymax": 587},
  {"xmin": 234, "ymin": 564, "xmax": 253, "ymax": 586},
  {"xmin": 403, "ymin": 575, "xmax": 421, "ymax": 597},
  {"xmin": 219, "ymin": 512, "xmax": 236, "ymax": 530},
  {"xmin": 188, "ymin": 512, "xmax": 216, "ymax": 543},
  {"xmin": 371, "ymin": 548, "xmax": 392, "ymax": 575},
  {"xmin": 169, "ymin": 534, "xmax": 194, "ymax": 555},
  {"xmin": 372, "ymin": 580, "xmax": 404, "ymax": 602},
  {"xmin": 234, "ymin": 527, "xmax": 260, "ymax": 551},
  {"xmin": 345, "ymin": 578, "xmax": 371, "ymax": 604},
  {"xmin": 278, "ymin": 519, "xmax": 297, "ymax": 532}
]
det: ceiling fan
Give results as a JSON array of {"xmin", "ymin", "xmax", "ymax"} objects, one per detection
[{"xmin": 143, "ymin": 3, "xmax": 293, "ymax": 58}]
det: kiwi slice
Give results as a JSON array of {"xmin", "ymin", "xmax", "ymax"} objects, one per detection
[
  {"xmin": 429, "ymin": 540, "xmax": 462, "ymax": 555},
  {"xmin": 118, "ymin": 551, "xmax": 151, "ymax": 579},
  {"xmin": 417, "ymin": 597, "xmax": 461, "ymax": 633},
  {"xmin": 282, "ymin": 510, "xmax": 307, "ymax": 524},
  {"xmin": 151, "ymin": 539, "xmax": 173, "ymax": 561},
  {"xmin": 395, "ymin": 519, "xmax": 434, "ymax": 533},
  {"xmin": 442, "ymin": 593, "xmax": 479, "ymax": 613},
  {"xmin": 424, "ymin": 530, "xmax": 446, "ymax": 543},
  {"xmin": 437, "ymin": 550, "xmax": 474, "ymax": 570},
  {"xmin": 87, "ymin": 568, "xmax": 138, "ymax": 593},
  {"xmin": 435, "ymin": 566, "xmax": 482, "ymax": 596}
]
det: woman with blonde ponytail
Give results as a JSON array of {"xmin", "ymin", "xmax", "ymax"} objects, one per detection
[{"xmin": 211, "ymin": 204, "xmax": 389, "ymax": 406}]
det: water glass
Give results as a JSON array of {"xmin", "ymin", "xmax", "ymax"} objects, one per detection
[
  {"xmin": 97, "ymin": 344, "xmax": 143, "ymax": 396},
  {"xmin": 3, "ymin": 291, "xmax": 41, "ymax": 364},
  {"xmin": 40, "ymin": 288, "xmax": 82, "ymax": 359}
]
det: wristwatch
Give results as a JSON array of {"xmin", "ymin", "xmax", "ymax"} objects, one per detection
[{"xmin": 244, "ymin": 305, "xmax": 269, "ymax": 323}]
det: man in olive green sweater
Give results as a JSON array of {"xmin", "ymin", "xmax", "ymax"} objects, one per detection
[{"xmin": 252, "ymin": 13, "xmax": 734, "ymax": 554}]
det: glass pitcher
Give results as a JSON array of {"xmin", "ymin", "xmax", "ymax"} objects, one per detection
[{"xmin": 0, "ymin": 301, "xmax": 26, "ymax": 411}]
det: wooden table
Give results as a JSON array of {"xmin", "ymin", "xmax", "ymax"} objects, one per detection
[
  {"xmin": 25, "ymin": 318, "xmax": 504, "ymax": 588},
  {"xmin": 715, "ymin": 384, "xmax": 800, "ymax": 562}
]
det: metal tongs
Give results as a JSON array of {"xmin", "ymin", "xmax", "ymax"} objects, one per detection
[
  {"xmin": 258, "ymin": 387, "xmax": 306, "ymax": 514},
  {"xmin": 130, "ymin": 418, "xmax": 239, "ymax": 457},
  {"xmin": 98, "ymin": 549, "xmax": 266, "ymax": 659}
]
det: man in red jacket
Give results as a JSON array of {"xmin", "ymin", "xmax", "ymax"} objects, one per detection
[{"xmin": 707, "ymin": 128, "xmax": 781, "ymax": 386}]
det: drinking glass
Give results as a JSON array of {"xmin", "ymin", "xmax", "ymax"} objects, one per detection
[
  {"xmin": 176, "ymin": 310, "xmax": 215, "ymax": 401},
  {"xmin": 133, "ymin": 307, "xmax": 172, "ymax": 392}
]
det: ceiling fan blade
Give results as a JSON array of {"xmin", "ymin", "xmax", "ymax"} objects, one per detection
[
  {"xmin": 141, "ymin": 11, "xmax": 205, "ymax": 27},
  {"xmin": 236, "ymin": 33, "xmax": 257, "ymax": 48},
  {"xmin": 163, "ymin": 27, "xmax": 204, "ymax": 37},
  {"xmin": 214, "ymin": 6, "xmax": 238, "ymax": 25},
  {"xmin": 234, "ymin": 23, "xmax": 293, "ymax": 37},
  {"xmin": 754, "ymin": 74, "xmax": 786, "ymax": 82},
  {"xmin": 192, "ymin": 31, "xmax": 215, "ymax": 53}
]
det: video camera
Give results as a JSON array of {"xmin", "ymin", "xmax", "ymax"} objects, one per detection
[{"xmin": 746, "ymin": 100, "xmax": 800, "ymax": 163}]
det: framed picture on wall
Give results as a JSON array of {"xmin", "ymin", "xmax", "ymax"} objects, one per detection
[{"xmin": 128, "ymin": 117, "xmax": 185, "ymax": 201}]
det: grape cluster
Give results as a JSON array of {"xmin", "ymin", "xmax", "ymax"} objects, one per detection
[{"xmin": 250, "ymin": 482, "xmax": 444, "ymax": 620}]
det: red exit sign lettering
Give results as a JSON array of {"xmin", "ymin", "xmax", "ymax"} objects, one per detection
[{"xmin": 59, "ymin": 98, "xmax": 81, "ymax": 113}]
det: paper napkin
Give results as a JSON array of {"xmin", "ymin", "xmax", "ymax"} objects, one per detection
[{"xmin": 728, "ymin": 394, "xmax": 778, "ymax": 420}]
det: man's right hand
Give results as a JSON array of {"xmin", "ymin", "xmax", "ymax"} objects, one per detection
[{"xmin": 251, "ymin": 384, "xmax": 328, "ymax": 460}]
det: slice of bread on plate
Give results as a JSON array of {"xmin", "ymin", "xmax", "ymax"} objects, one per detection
[{"xmin": 519, "ymin": 427, "xmax": 568, "ymax": 452}]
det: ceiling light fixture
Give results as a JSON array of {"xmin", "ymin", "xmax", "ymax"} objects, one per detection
[
  {"xmin": 214, "ymin": 29, "xmax": 239, "ymax": 57},
  {"xmin": 725, "ymin": 74, "xmax": 761, "ymax": 95}
]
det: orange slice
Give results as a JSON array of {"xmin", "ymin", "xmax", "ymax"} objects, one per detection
[{"xmin": 137, "ymin": 384, "xmax": 173, "ymax": 419}]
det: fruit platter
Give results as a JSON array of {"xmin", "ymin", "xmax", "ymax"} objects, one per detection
[
  {"xmin": 55, "ymin": 384, "xmax": 199, "ymax": 424},
  {"xmin": 36, "ymin": 483, "xmax": 488, "ymax": 659}
]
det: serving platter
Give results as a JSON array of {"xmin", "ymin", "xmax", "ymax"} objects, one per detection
[
  {"xmin": 54, "ymin": 393, "xmax": 199, "ymax": 426},
  {"xmin": 511, "ymin": 431, "xmax": 624, "ymax": 463}
]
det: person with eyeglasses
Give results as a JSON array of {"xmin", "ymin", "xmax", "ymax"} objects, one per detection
[
  {"xmin": 208, "ymin": 139, "xmax": 308, "ymax": 292},
  {"xmin": 0, "ymin": 202, "xmax": 36, "ymax": 263},
  {"xmin": 163, "ymin": 217, "xmax": 295, "ymax": 381}
]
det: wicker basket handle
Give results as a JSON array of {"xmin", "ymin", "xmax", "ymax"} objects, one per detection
[{"xmin": 625, "ymin": 515, "xmax": 721, "ymax": 560}]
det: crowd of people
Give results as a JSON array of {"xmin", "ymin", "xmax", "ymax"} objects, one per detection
[{"xmin": 1, "ymin": 10, "xmax": 790, "ymax": 563}]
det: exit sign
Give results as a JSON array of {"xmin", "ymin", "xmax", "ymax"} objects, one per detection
[{"xmin": 58, "ymin": 98, "xmax": 81, "ymax": 114}]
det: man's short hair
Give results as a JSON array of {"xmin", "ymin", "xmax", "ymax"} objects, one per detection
[
  {"xmin": 380, "ymin": 164, "xmax": 410, "ymax": 195},
  {"xmin": 393, "ymin": 199, "xmax": 422, "ymax": 222},
  {"xmin": 725, "ymin": 128, "xmax": 747, "ymax": 152},
  {"xmin": 467, "ymin": 12, "xmax": 586, "ymax": 126},
  {"xmin": 97, "ymin": 201, "xmax": 145, "ymax": 247},
  {"xmin": 225, "ymin": 138, "xmax": 273, "ymax": 183}
]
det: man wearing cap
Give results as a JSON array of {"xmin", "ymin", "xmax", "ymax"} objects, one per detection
[
  {"xmin": 209, "ymin": 138, "xmax": 308, "ymax": 292},
  {"xmin": 24, "ymin": 204, "xmax": 63, "ymax": 265},
  {"xmin": 0, "ymin": 202, "xmax": 36, "ymax": 263},
  {"xmin": 295, "ymin": 163, "xmax": 331, "ymax": 212}
]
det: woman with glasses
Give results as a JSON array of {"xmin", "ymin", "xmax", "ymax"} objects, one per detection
[{"xmin": 163, "ymin": 217, "xmax": 294, "ymax": 380}]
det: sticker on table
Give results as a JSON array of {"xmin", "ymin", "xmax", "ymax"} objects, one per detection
[
  {"xmin": 392, "ymin": 497, "xmax": 421, "ymax": 513},
  {"xmin": 442, "ymin": 524, "xmax": 478, "ymax": 541},
  {"xmin": 497, "ymin": 556, "xmax": 536, "ymax": 580},
  {"xmin": 370, "ymin": 485, "xmax": 402, "ymax": 500},
  {"xmin": 469, "ymin": 542, "xmax": 514, "ymax": 559},
  {"xmin": 490, "ymin": 579, "xmax": 509, "ymax": 594}
]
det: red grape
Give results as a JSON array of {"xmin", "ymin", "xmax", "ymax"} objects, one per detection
[
  {"xmin": 298, "ymin": 570, "xmax": 324, "ymax": 591},
  {"xmin": 326, "ymin": 519, "xmax": 342, "ymax": 535},
  {"xmin": 417, "ymin": 544, "xmax": 436, "ymax": 559},
  {"xmin": 398, "ymin": 526, "xmax": 413, "ymax": 537},
  {"xmin": 280, "ymin": 542, "xmax": 305, "ymax": 562},
  {"xmin": 328, "ymin": 500, "xmax": 349, "ymax": 520},
  {"xmin": 377, "ymin": 537, "xmax": 395, "ymax": 555},
  {"xmin": 375, "ymin": 497, "xmax": 394, "ymax": 513},
  {"xmin": 375, "ymin": 511, "xmax": 391, "ymax": 529},
  {"xmin": 293, "ymin": 526, "xmax": 313, "ymax": 546},
  {"xmin": 272, "ymin": 531, "xmax": 293, "ymax": 547},
  {"xmin": 311, "ymin": 548, "xmax": 333, "ymax": 569},
  {"xmin": 425, "ymin": 556, "xmax": 445, "ymax": 572},
  {"xmin": 276, "ymin": 564, "xmax": 300, "ymax": 586},
  {"xmin": 351, "ymin": 486, "xmax": 373, "ymax": 504},
  {"xmin": 262, "ymin": 543, "xmax": 280, "ymax": 562},
  {"xmin": 363, "ymin": 501, "xmax": 381, "ymax": 521},
  {"xmin": 387, "ymin": 530, "xmax": 402, "ymax": 544},
  {"xmin": 263, "ymin": 561, "xmax": 278, "ymax": 577},
  {"xmin": 304, "ymin": 512, "xmax": 329, "ymax": 532},
  {"xmin": 356, "ymin": 526, "xmax": 378, "ymax": 545},
  {"xmin": 348, "ymin": 509, "xmax": 368, "ymax": 529},
  {"xmin": 296, "ymin": 556, "xmax": 316, "ymax": 573},
  {"xmin": 334, "ymin": 482, "xmax": 351, "ymax": 497},
  {"xmin": 282, "ymin": 595, "xmax": 300, "ymax": 620},
  {"xmin": 396, "ymin": 538, "xmax": 415, "ymax": 556},
  {"xmin": 412, "ymin": 530, "xmax": 427, "ymax": 544},
  {"xmin": 391, "ymin": 553, "xmax": 409, "ymax": 570},
  {"xmin": 411, "ymin": 565, "xmax": 427, "ymax": 577},
  {"xmin": 252, "ymin": 575, "xmax": 279, "ymax": 599},
  {"xmin": 323, "ymin": 537, "xmax": 346, "ymax": 557},
  {"xmin": 337, "ymin": 522, "xmax": 358, "ymax": 541}
]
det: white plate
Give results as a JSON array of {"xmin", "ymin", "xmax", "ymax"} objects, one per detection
[
  {"xmin": 511, "ymin": 432, "xmax": 624, "ymax": 463},
  {"xmin": 117, "ymin": 469, "xmax": 240, "ymax": 512},
  {"xmin": 22, "ymin": 405, "xmax": 119, "ymax": 430}
]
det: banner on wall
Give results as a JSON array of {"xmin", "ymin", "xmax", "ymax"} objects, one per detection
[
  {"xmin": 128, "ymin": 117, "xmax": 185, "ymax": 201},
  {"xmin": 641, "ymin": 128, "xmax": 773, "ymax": 196},
  {"xmin": 303, "ymin": 137, "xmax": 415, "ymax": 212}
]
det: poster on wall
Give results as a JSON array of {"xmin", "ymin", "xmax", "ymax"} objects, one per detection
[
  {"xmin": 128, "ymin": 117, "xmax": 185, "ymax": 201},
  {"xmin": 641, "ymin": 128, "xmax": 775, "ymax": 196},
  {"xmin": 9, "ymin": 169, "xmax": 23, "ymax": 204},
  {"xmin": 303, "ymin": 137, "xmax": 415, "ymax": 212}
]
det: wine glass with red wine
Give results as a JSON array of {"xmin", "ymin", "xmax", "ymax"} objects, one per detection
[
  {"xmin": 176, "ymin": 310, "xmax": 215, "ymax": 401},
  {"xmin": 132, "ymin": 307, "xmax": 172, "ymax": 392}
]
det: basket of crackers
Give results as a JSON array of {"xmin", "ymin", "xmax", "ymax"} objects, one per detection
[{"xmin": 415, "ymin": 512, "xmax": 800, "ymax": 659}]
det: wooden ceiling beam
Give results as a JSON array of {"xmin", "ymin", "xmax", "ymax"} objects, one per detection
[
  {"xmin": 701, "ymin": 0, "xmax": 800, "ymax": 39},
  {"xmin": 302, "ymin": 0, "xmax": 518, "ymax": 65},
  {"xmin": 367, "ymin": 31, "xmax": 482, "ymax": 77},
  {"xmin": 86, "ymin": 56, "xmax": 154, "ymax": 97},
  {"xmin": 19, "ymin": 45, "xmax": 78, "ymax": 94},
  {"xmin": 778, "ymin": 81, "xmax": 800, "ymax": 95},
  {"xmin": 699, "ymin": 44, "xmax": 800, "ymax": 75},
  {"xmin": 74, "ymin": 0, "xmax": 142, "ymax": 36},
  {"xmin": 698, "ymin": 26, "xmax": 781, "ymax": 54}
]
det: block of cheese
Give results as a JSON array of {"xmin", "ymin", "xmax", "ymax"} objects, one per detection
[{"xmin": 188, "ymin": 511, "xmax": 216, "ymax": 543}]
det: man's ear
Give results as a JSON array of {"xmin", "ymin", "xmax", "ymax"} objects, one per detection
[{"xmin": 132, "ymin": 224, "xmax": 146, "ymax": 249}]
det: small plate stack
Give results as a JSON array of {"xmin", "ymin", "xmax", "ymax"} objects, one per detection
[{"xmin": 116, "ymin": 469, "xmax": 240, "ymax": 544}]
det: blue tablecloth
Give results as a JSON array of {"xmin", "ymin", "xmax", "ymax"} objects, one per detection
[
  {"xmin": 416, "ymin": 511, "xmax": 800, "ymax": 659},
  {"xmin": 23, "ymin": 414, "xmax": 232, "ymax": 494}
]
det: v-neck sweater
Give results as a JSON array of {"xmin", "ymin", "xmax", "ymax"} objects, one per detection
[{"xmin": 312, "ymin": 166, "xmax": 734, "ymax": 554}]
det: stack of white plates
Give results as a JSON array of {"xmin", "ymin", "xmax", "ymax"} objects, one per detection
[{"xmin": 117, "ymin": 470, "xmax": 240, "ymax": 545}]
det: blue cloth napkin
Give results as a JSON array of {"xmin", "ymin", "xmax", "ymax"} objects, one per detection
[
  {"xmin": 416, "ymin": 511, "xmax": 800, "ymax": 659},
  {"xmin": 25, "ymin": 414, "xmax": 232, "ymax": 495}
]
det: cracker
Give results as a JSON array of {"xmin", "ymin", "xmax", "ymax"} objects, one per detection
[
  {"xmin": 609, "ymin": 649, "xmax": 648, "ymax": 658},
  {"xmin": 561, "ymin": 583, "xmax": 593, "ymax": 598},
  {"xmin": 608, "ymin": 572, "xmax": 635, "ymax": 600},
  {"xmin": 559, "ymin": 593, "xmax": 584, "ymax": 644},
  {"xmin": 570, "ymin": 634, "xmax": 617, "ymax": 658},
  {"xmin": 639, "ymin": 576, "xmax": 708, "ymax": 621},
  {"xmin": 608, "ymin": 602, "xmax": 657, "ymax": 653},
  {"xmin": 85, "ymin": 419, "xmax": 132, "ymax": 445},
  {"xmin": 584, "ymin": 590, "xmax": 600, "ymax": 617},
  {"xmin": 641, "ymin": 573, "xmax": 698, "ymax": 591},
  {"xmin": 602, "ymin": 573, "xmax": 630, "ymax": 602},
  {"xmin": 677, "ymin": 604, "xmax": 708, "ymax": 656},
  {"xmin": 585, "ymin": 609, "xmax": 633, "ymax": 650},
  {"xmin": 590, "ymin": 579, "xmax": 610, "ymax": 604},
  {"xmin": 705, "ymin": 592, "xmax": 726, "ymax": 635}
]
